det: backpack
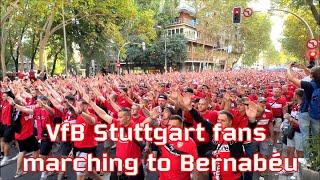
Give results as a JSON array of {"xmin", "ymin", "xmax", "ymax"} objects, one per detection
[
  {"xmin": 11, "ymin": 109, "xmax": 22, "ymax": 133},
  {"xmin": 309, "ymin": 82, "xmax": 320, "ymax": 120}
]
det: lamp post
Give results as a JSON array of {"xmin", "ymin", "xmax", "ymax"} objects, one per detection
[
  {"xmin": 62, "ymin": 1, "xmax": 68, "ymax": 76},
  {"xmin": 164, "ymin": 33, "xmax": 167, "ymax": 73},
  {"xmin": 156, "ymin": 25, "xmax": 168, "ymax": 73}
]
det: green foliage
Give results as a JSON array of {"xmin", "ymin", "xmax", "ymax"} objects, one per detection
[
  {"xmin": 126, "ymin": 34, "xmax": 187, "ymax": 70},
  {"xmin": 241, "ymin": 13, "xmax": 273, "ymax": 66},
  {"xmin": 306, "ymin": 135, "xmax": 320, "ymax": 171},
  {"xmin": 196, "ymin": 0, "xmax": 273, "ymax": 66},
  {"xmin": 281, "ymin": 6, "xmax": 320, "ymax": 62}
]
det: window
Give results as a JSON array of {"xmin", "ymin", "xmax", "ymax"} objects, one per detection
[
  {"xmin": 176, "ymin": 29, "xmax": 179, "ymax": 34},
  {"xmin": 180, "ymin": 28, "xmax": 183, "ymax": 33},
  {"xmin": 172, "ymin": 29, "xmax": 175, "ymax": 35},
  {"xmin": 168, "ymin": 30, "xmax": 171, "ymax": 36}
]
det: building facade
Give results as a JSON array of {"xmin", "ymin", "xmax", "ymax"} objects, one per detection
[{"xmin": 165, "ymin": 0, "xmax": 230, "ymax": 71}]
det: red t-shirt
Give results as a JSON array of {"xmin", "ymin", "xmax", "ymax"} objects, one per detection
[
  {"xmin": 201, "ymin": 110, "xmax": 218, "ymax": 125},
  {"xmin": 15, "ymin": 112, "xmax": 34, "ymax": 140},
  {"xmin": 183, "ymin": 111, "xmax": 211, "ymax": 144},
  {"xmin": 266, "ymin": 96, "xmax": 287, "ymax": 117},
  {"xmin": 195, "ymin": 91, "xmax": 206, "ymax": 98},
  {"xmin": 17, "ymin": 72, "xmax": 25, "ymax": 79},
  {"xmin": 212, "ymin": 137, "xmax": 241, "ymax": 180},
  {"xmin": 255, "ymin": 109, "xmax": 273, "ymax": 138},
  {"xmin": 33, "ymin": 107, "xmax": 53, "ymax": 140},
  {"xmin": 113, "ymin": 119, "xmax": 142, "ymax": 167},
  {"xmin": 116, "ymin": 96, "xmax": 131, "ymax": 108},
  {"xmin": 229, "ymin": 109, "xmax": 248, "ymax": 129},
  {"xmin": 283, "ymin": 91, "xmax": 294, "ymax": 102},
  {"xmin": 0, "ymin": 92, "xmax": 2, "ymax": 122},
  {"xmin": 159, "ymin": 138, "xmax": 198, "ymax": 180},
  {"xmin": 1, "ymin": 101, "xmax": 12, "ymax": 125},
  {"xmin": 131, "ymin": 115, "xmax": 145, "ymax": 124},
  {"xmin": 103, "ymin": 100, "xmax": 118, "ymax": 118},
  {"xmin": 248, "ymin": 94, "xmax": 258, "ymax": 101},
  {"xmin": 73, "ymin": 113, "xmax": 98, "ymax": 149}
]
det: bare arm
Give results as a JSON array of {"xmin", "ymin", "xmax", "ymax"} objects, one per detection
[
  {"xmin": 79, "ymin": 111, "xmax": 96, "ymax": 126},
  {"xmin": 89, "ymin": 101, "xmax": 113, "ymax": 124},
  {"xmin": 48, "ymin": 95, "xmax": 64, "ymax": 112},
  {"xmin": 287, "ymin": 66, "xmax": 301, "ymax": 87},
  {"xmin": 41, "ymin": 102, "xmax": 55, "ymax": 116},
  {"xmin": 14, "ymin": 104, "xmax": 34, "ymax": 115}
]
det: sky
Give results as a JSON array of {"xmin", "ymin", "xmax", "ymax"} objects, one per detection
[{"xmin": 249, "ymin": 0, "xmax": 285, "ymax": 51}]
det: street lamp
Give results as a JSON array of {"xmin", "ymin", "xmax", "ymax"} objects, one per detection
[
  {"xmin": 156, "ymin": 25, "xmax": 168, "ymax": 73},
  {"xmin": 116, "ymin": 42, "xmax": 145, "ymax": 75}
]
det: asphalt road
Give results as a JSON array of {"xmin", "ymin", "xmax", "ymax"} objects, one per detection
[{"xmin": 0, "ymin": 144, "xmax": 300, "ymax": 180}]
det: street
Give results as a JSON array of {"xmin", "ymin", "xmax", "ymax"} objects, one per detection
[{"xmin": 0, "ymin": 144, "xmax": 300, "ymax": 180}]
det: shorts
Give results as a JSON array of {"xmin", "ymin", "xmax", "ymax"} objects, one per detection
[
  {"xmin": 74, "ymin": 147, "xmax": 96, "ymax": 176},
  {"xmin": 257, "ymin": 139, "xmax": 272, "ymax": 156},
  {"xmin": 17, "ymin": 136, "xmax": 39, "ymax": 153},
  {"xmin": 104, "ymin": 139, "xmax": 115, "ymax": 149},
  {"xmin": 273, "ymin": 118, "xmax": 282, "ymax": 132},
  {"xmin": 3, "ymin": 125, "xmax": 15, "ymax": 143},
  {"xmin": 0, "ymin": 123, "xmax": 5, "ymax": 137},
  {"xmin": 57, "ymin": 142, "xmax": 73, "ymax": 156},
  {"xmin": 40, "ymin": 140, "xmax": 53, "ymax": 156},
  {"xmin": 287, "ymin": 132, "xmax": 303, "ymax": 151}
]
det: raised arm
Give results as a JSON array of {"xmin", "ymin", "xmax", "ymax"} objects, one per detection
[
  {"xmin": 48, "ymin": 95, "xmax": 64, "ymax": 112},
  {"xmin": 79, "ymin": 111, "xmax": 97, "ymax": 126},
  {"xmin": 82, "ymin": 93, "xmax": 113, "ymax": 124},
  {"xmin": 8, "ymin": 98, "xmax": 33, "ymax": 115},
  {"xmin": 287, "ymin": 64, "xmax": 301, "ymax": 87}
]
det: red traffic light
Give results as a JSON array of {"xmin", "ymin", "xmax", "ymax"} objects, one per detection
[
  {"xmin": 307, "ymin": 50, "xmax": 318, "ymax": 61},
  {"xmin": 233, "ymin": 7, "xmax": 241, "ymax": 15},
  {"xmin": 233, "ymin": 7, "xmax": 241, "ymax": 24},
  {"xmin": 310, "ymin": 51, "xmax": 317, "ymax": 57}
]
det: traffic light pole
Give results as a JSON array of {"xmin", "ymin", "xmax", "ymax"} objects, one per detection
[
  {"xmin": 255, "ymin": 8, "xmax": 317, "ymax": 66},
  {"xmin": 267, "ymin": 9, "xmax": 314, "ymax": 39}
]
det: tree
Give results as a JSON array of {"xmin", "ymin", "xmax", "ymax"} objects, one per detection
[
  {"xmin": 241, "ymin": 13, "xmax": 272, "ymax": 66},
  {"xmin": 126, "ymin": 34, "xmax": 187, "ymax": 71},
  {"xmin": 0, "ymin": 0, "xmax": 21, "ymax": 76},
  {"xmin": 280, "ymin": 7, "xmax": 320, "ymax": 62},
  {"xmin": 277, "ymin": 0, "xmax": 320, "ymax": 27},
  {"xmin": 193, "ymin": 0, "xmax": 273, "ymax": 67}
]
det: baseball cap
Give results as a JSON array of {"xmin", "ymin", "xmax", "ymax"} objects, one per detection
[
  {"xmin": 37, "ymin": 95, "xmax": 48, "ymax": 101},
  {"xmin": 158, "ymin": 94, "xmax": 168, "ymax": 100},
  {"xmin": 79, "ymin": 99, "xmax": 89, "ymax": 105},
  {"xmin": 164, "ymin": 107, "xmax": 175, "ymax": 115},
  {"xmin": 184, "ymin": 87, "xmax": 194, "ymax": 94},
  {"xmin": 169, "ymin": 115, "xmax": 184, "ymax": 122},
  {"xmin": 258, "ymin": 97, "xmax": 267, "ymax": 103},
  {"xmin": 237, "ymin": 97, "xmax": 249, "ymax": 105}
]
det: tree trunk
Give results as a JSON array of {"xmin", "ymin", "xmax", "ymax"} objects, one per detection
[
  {"xmin": 51, "ymin": 47, "xmax": 63, "ymax": 76},
  {"xmin": 306, "ymin": 0, "xmax": 320, "ymax": 26},
  {"xmin": 20, "ymin": 46, "xmax": 25, "ymax": 71},
  {"xmin": 30, "ymin": 37, "xmax": 40, "ymax": 70},
  {"xmin": 1, "ymin": 30, "xmax": 8, "ymax": 76},
  {"xmin": 38, "ymin": 37, "xmax": 49, "ymax": 72}
]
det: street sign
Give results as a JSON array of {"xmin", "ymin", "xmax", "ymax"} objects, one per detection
[
  {"xmin": 243, "ymin": 8, "xmax": 253, "ymax": 17},
  {"xmin": 306, "ymin": 39, "xmax": 318, "ymax": 49}
]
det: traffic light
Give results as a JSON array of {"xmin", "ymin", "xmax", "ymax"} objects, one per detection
[
  {"xmin": 233, "ymin": 7, "xmax": 241, "ymax": 24},
  {"xmin": 307, "ymin": 50, "xmax": 318, "ymax": 68}
]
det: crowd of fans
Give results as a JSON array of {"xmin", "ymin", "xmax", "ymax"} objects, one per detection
[{"xmin": 0, "ymin": 63, "xmax": 319, "ymax": 180}]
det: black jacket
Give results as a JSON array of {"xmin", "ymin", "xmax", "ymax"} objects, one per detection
[{"xmin": 188, "ymin": 108, "xmax": 257, "ymax": 159}]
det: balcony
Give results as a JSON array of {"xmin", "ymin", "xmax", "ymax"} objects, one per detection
[{"xmin": 168, "ymin": 19, "xmax": 197, "ymax": 28}]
